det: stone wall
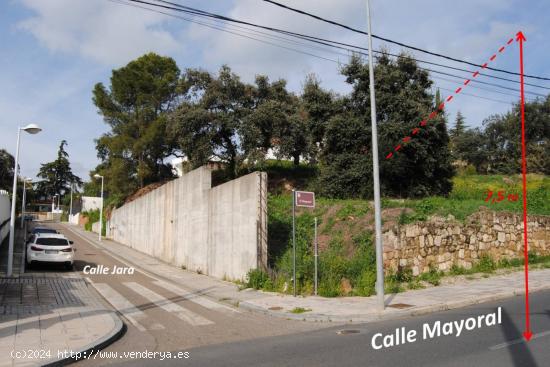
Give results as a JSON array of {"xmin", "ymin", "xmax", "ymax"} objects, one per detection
[
  {"xmin": 107, "ymin": 166, "xmax": 268, "ymax": 280},
  {"xmin": 382, "ymin": 208, "xmax": 550, "ymax": 275}
]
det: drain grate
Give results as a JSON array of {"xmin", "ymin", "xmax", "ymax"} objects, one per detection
[
  {"xmin": 337, "ymin": 329, "xmax": 360, "ymax": 335},
  {"xmin": 388, "ymin": 303, "xmax": 414, "ymax": 309},
  {"xmin": 268, "ymin": 306, "xmax": 283, "ymax": 311}
]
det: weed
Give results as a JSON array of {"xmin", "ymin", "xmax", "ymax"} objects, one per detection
[
  {"xmin": 246, "ymin": 269, "xmax": 270, "ymax": 290},
  {"xmin": 419, "ymin": 266, "xmax": 442, "ymax": 286},
  {"xmin": 474, "ymin": 255, "xmax": 496, "ymax": 273},
  {"xmin": 290, "ymin": 307, "xmax": 312, "ymax": 314}
]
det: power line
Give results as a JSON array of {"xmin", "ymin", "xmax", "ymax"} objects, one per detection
[
  {"xmin": 137, "ymin": 0, "xmax": 550, "ymax": 91},
  {"xmin": 113, "ymin": 0, "xmax": 537, "ymax": 104},
  {"xmin": 261, "ymin": 0, "xmax": 550, "ymax": 81},
  {"xmin": 435, "ymin": 86, "xmax": 518, "ymax": 105}
]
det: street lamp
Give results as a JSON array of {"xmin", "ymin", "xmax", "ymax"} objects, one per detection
[
  {"xmin": 366, "ymin": 0, "xmax": 385, "ymax": 311},
  {"xmin": 93, "ymin": 174, "xmax": 104, "ymax": 241},
  {"xmin": 20, "ymin": 178, "xmax": 32, "ymax": 229},
  {"xmin": 7, "ymin": 123, "xmax": 42, "ymax": 276}
]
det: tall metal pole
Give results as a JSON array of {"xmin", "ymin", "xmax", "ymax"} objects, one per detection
[
  {"xmin": 20, "ymin": 180, "xmax": 27, "ymax": 229},
  {"xmin": 7, "ymin": 128, "xmax": 22, "ymax": 277},
  {"xmin": 292, "ymin": 190, "xmax": 296, "ymax": 297},
  {"xmin": 366, "ymin": 0, "xmax": 385, "ymax": 311},
  {"xmin": 69, "ymin": 183, "xmax": 73, "ymax": 217},
  {"xmin": 314, "ymin": 217, "xmax": 318, "ymax": 296},
  {"xmin": 98, "ymin": 177, "xmax": 104, "ymax": 241}
]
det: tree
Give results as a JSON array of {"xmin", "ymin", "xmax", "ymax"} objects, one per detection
[
  {"xmin": 0, "ymin": 149, "xmax": 15, "ymax": 191},
  {"xmin": 451, "ymin": 111, "xmax": 467, "ymax": 139},
  {"xmin": 169, "ymin": 67, "xmax": 310, "ymax": 174},
  {"xmin": 36, "ymin": 140, "xmax": 82, "ymax": 199},
  {"xmin": 92, "ymin": 53, "xmax": 180, "ymax": 198},
  {"xmin": 320, "ymin": 53, "xmax": 454, "ymax": 198},
  {"xmin": 301, "ymin": 74, "xmax": 337, "ymax": 162}
]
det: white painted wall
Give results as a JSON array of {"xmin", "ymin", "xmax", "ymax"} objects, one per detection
[
  {"xmin": 82, "ymin": 196, "xmax": 102, "ymax": 212},
  {"xmin": 108, "ymin": 166, "xmax": 267, "ymax": 280},
  {"xmin": 0, "ymin": 190, "xmax": 11, "ymax": 244}
]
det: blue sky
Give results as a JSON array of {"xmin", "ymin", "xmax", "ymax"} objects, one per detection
[{"xmin": 1, "ymin": 0, "xmax": 548, "ymax": 181}]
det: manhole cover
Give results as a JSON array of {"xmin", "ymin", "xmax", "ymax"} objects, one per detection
[
  {"xmin": 337, "ymin": 329, "xmax": 360, "ymax": 335},
  {"xmin": 388, "ymin": 303, "xmax": 414, "ymax": 309},
  {"xmin": 269, "ymin": 306, "xmax": 283, "ymax": 311}
]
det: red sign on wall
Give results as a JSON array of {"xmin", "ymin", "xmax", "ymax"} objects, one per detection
[{"xmin": 295, "ymin": 191, "xmax": 315, "ymax": 208}]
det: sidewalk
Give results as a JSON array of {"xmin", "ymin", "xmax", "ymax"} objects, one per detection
[
  {"xmin": 0, "ymin": 224, "xmax": 124, "ymax": 367},
  {"xmin": 62, "ymin": 223, "xmax": 550, "ymax": 324}
]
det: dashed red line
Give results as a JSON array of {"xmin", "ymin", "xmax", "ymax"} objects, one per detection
[{"xmin": 385, "ymin": 32, "xmax": 519, "ymax": 159}]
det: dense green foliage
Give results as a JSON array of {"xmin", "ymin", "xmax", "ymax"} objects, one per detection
[
  {"xmin": 92, "ymin": 53, "xmax": 180, "ymax": 198},
  {"xmin": 0, "ymin": 149, "xmax": 15, "ymax": 191},
  {"xmin": 453, "ymin": 96, "xmax": 550, "ymax": 175},
  {"xmin": 319, "ymin": 54, "xmax": 454, "ymax": 199},
  {"xmin": 36, "ymin": 140, "xmax": 82, "ymax": 200}
]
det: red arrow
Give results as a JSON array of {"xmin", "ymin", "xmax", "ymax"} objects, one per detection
[{"xmin": 517, "ymin": 30, "xmax": 532, "ymax": 342}]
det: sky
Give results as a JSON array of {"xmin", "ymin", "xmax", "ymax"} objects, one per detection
[{"xmin": 1, "ymin": 0, "xmax": 549, "ymax": 181}]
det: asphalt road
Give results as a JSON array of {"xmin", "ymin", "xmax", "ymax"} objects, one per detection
[
  {"xmin": 115, "ymin": 285, "xmax": 550, "ymax": 367},
  {"xmin": 25, "ymin": 222, "xmax": 549, "ymax": 367},
  {"xmin": 24, "ymin": 222, "xmax": 326, "ymax": 365}
]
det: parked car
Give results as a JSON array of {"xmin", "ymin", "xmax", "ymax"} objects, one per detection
[
  {"xmin": 27, "ymin": 226, "xmax": 59, "ymax": 241},
  {"xmin": 26, "ymin": 233, "xmax": 75, "ymax": 270}
]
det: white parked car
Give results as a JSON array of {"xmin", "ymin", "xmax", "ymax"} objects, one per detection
[{"xmin": 26, "ymin": 233, "xmax": 75, "ymax": 270}]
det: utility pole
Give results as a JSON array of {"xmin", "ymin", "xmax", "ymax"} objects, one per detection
[{"xmin": 366, "ymin": 0, "xmax": 385, "ymax": 311}]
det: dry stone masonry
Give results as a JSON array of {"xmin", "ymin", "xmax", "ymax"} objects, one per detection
[{"xmin": 382, "ymin": 208, "xmax": 550, "ymax": 275}]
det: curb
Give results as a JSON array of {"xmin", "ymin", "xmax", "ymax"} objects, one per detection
[
  {"xmin": 239, "ymin": 284, "xmax": 550, "ymax": 324},
  {"xmin": 42, "ymin": 311, "xmax": 126, "ymax": 367}
]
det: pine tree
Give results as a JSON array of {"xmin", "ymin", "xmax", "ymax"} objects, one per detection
[
  {"xmin": 451, "ymin": 111, "xmax": 467, "ymax": 139},
  {"xmin": 36, "ymin": 140, "xmax": 82, "ymax": 199}
]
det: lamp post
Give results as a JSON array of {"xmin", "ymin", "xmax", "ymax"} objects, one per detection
[
  {"xmin": 93, "ymin": 174, "xmax": 104, "ymax": 241},
  {"xmin": 7, "ymin": 124, "xmax": 42, "ymax": 277},
  {"xmin": 20, "ymin": 178, "xmax": 32, "ymax": 229},
  {"xmin": 366, "ymin": 0, "xmax": 385, "ymax": 311}
]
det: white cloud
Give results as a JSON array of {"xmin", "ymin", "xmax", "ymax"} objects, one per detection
[{"xmin": 18, "ymin": 0, "xmax": 183, "ymax": 65}]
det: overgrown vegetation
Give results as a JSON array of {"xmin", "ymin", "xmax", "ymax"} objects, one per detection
[
  {"xmin": 81, "ymin": 209, "xmax": 106, "ymax": 236},
  {"xmin": 251, "ymin": 171, "xmax": 549, "ymax": 297}
]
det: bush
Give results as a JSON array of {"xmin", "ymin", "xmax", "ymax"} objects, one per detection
[
  {"xmin": 474, "ymin": 255, "xmax": 496, "ymax": 273},
  {"xmin": 246, "ymin": 269, "xmax": 270, "ymax": 290}
]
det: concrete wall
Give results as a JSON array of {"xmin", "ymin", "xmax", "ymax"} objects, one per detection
[
  {"xmin": 82, "ymin": 196, "xmax": 102, "ymax": 212},
  {"xmin": 108, "ymin": 166, "xmax": 268, "ymax": 280},
  {"xmin": 383, "ymin": 208, "xmax": 550, "ymax": 275},
  {"xmin": 0, "ymin": 190, "xmax": 10, "ymax": 244}
]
